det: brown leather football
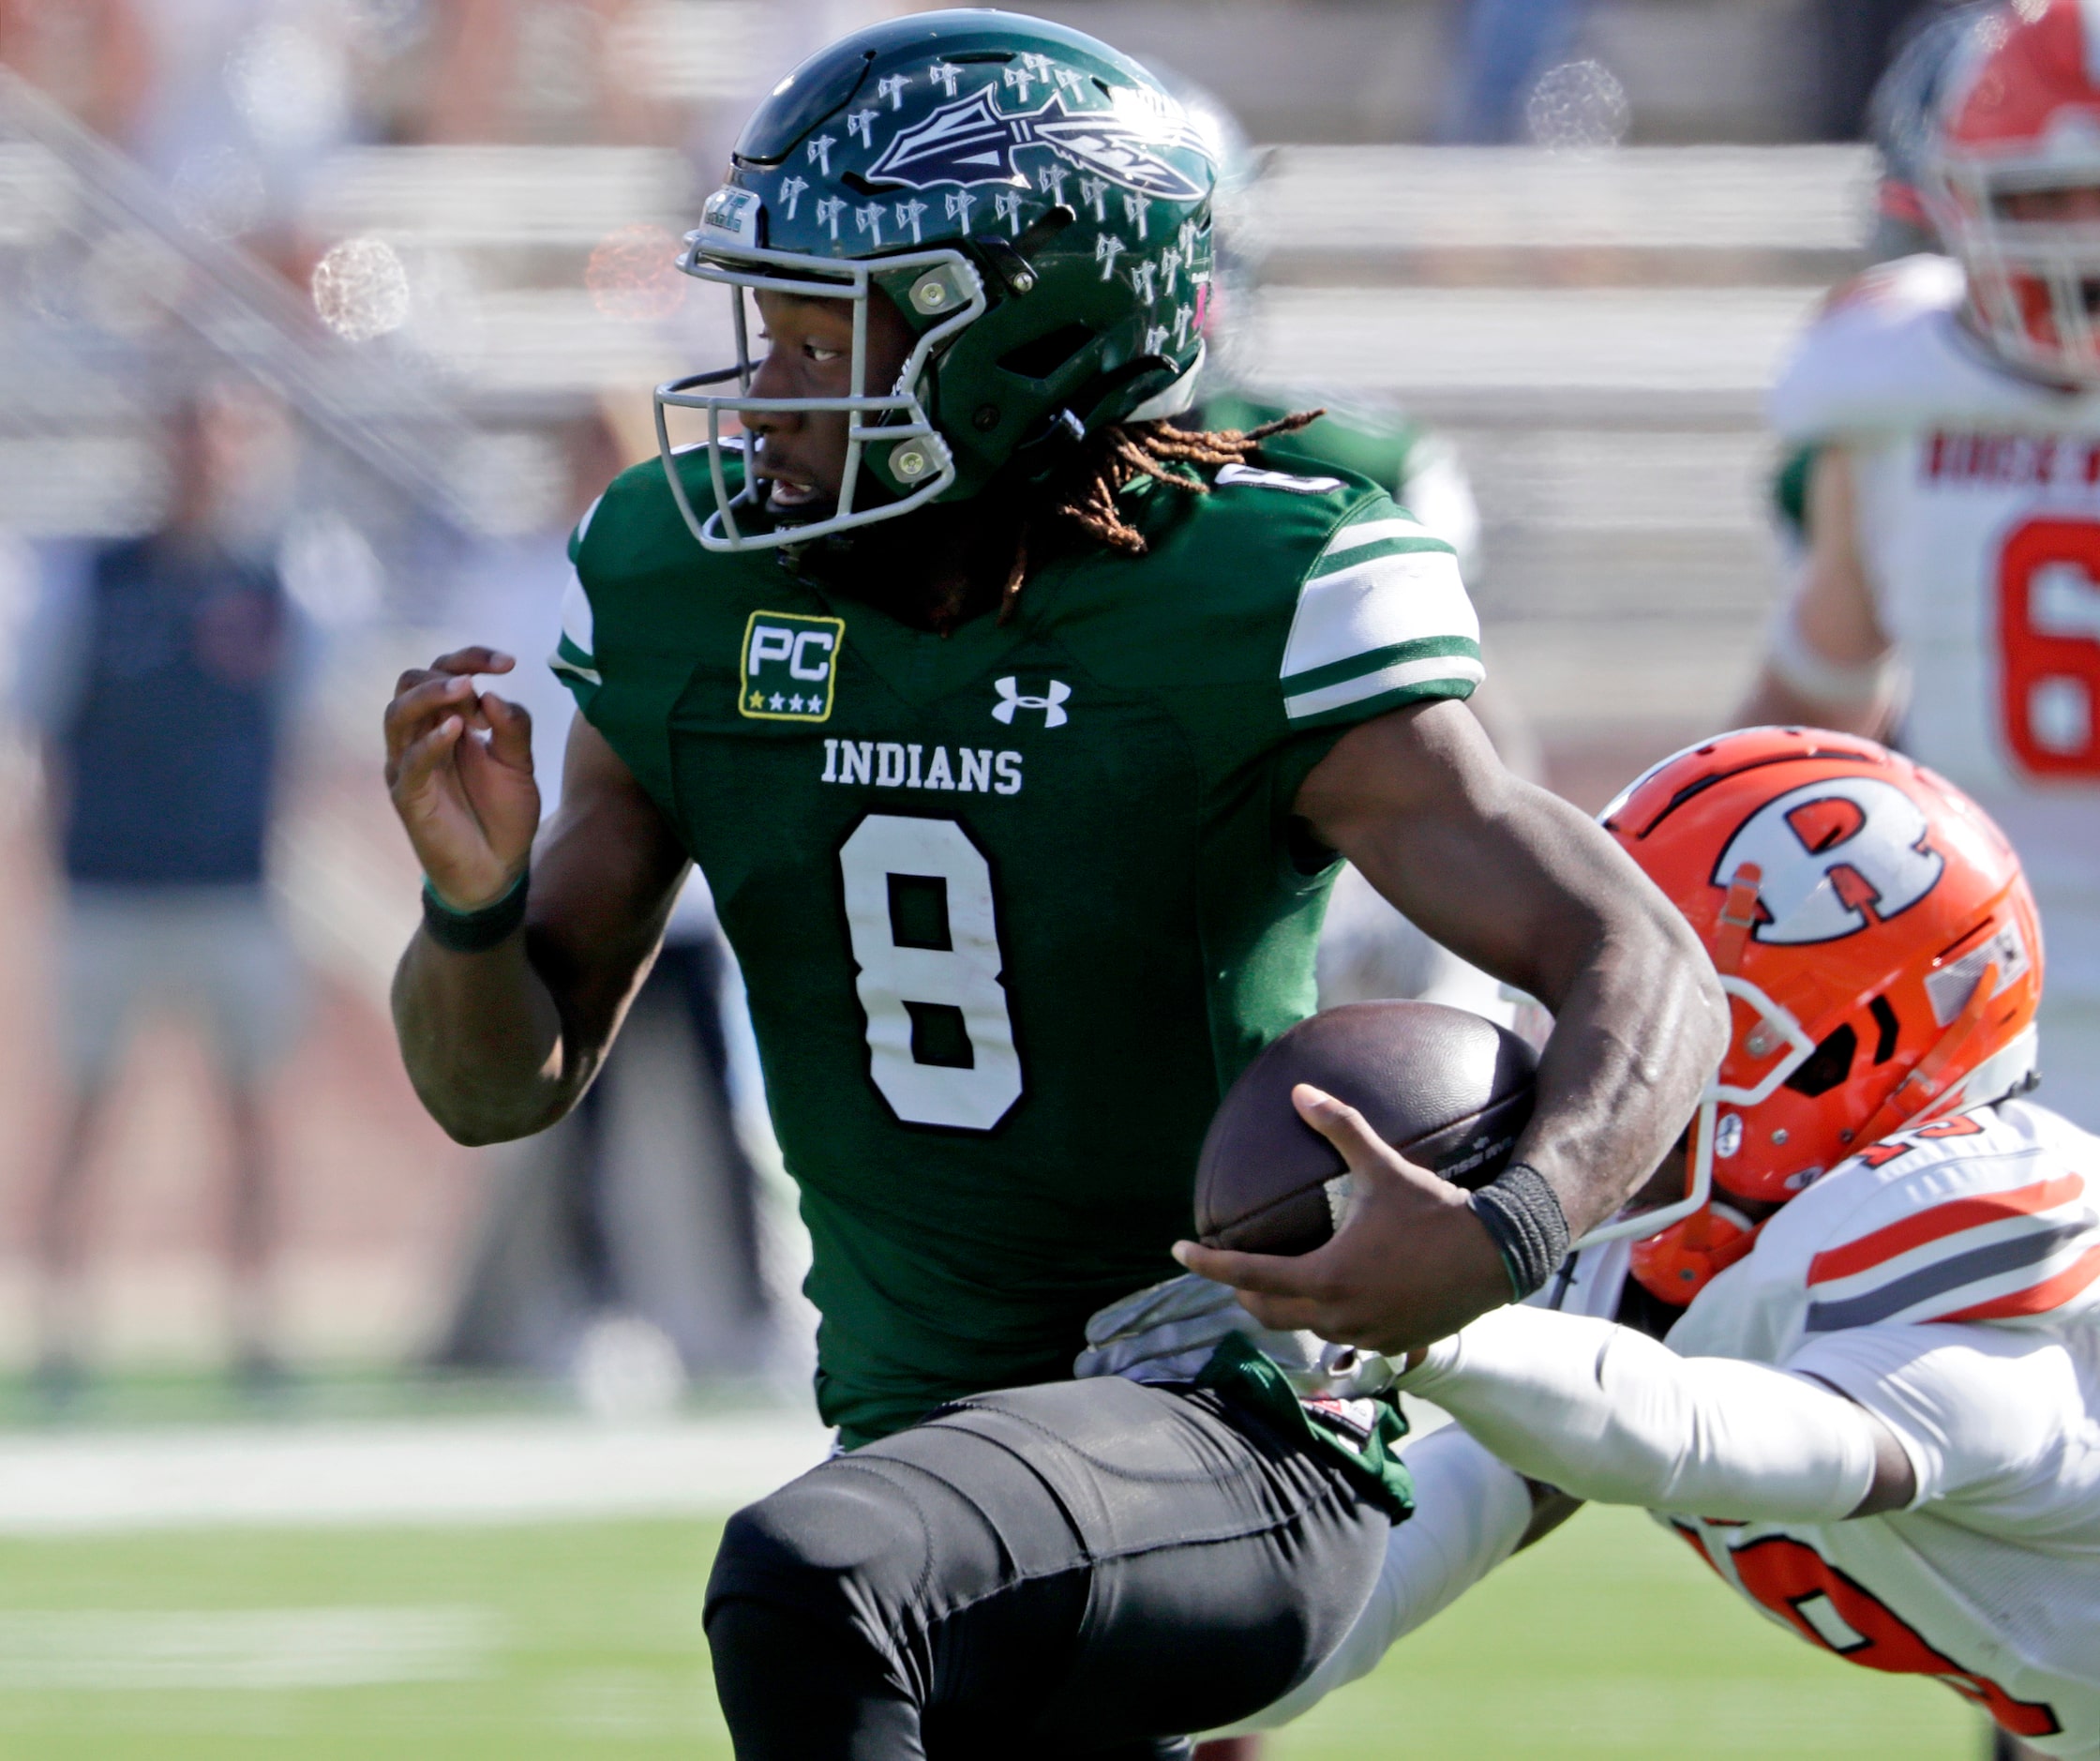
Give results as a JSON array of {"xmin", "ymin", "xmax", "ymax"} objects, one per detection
[{"xmin": 1193, "ymin": 1001, "xmax": 1538, "ymax": 1256}]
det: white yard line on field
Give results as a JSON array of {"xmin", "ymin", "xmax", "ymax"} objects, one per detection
[{"xmin": 0, "ymin": 1410, "xmax": 832, "ymax": 1533}]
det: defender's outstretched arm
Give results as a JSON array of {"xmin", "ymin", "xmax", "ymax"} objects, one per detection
[{"xmin": 1397, "ymin": 1301, "xmax": 1917, "ymax": 1521}]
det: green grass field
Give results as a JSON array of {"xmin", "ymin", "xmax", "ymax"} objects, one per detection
[{"xmin": 0, "ymin": 1502, "xmax": 1983, "ymax": 1759}]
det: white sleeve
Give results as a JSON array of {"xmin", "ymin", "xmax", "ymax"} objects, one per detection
[
  {"xmin": 1398, "ymin": 1303, "xmax": 1879, "ymax": 1522},
  {"xmin": 1783, "ymin": 1322, "xmax": 2094, "ymax": 1522},
  {"xmin": 1222, "ymin": 1424, "xmax": 1535, "ymax": 1734}
]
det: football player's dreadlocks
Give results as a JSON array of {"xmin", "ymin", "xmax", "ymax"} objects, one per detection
[{"xmin": 999, "ymin": 410, "xmax": 1326, "ymax": 621}]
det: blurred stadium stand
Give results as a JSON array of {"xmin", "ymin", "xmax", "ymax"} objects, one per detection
[
  {"xmin": 1252, "ymin": 143, "xmax": 1868, "ymax": 804},
  {"xmin": 1016, "ymin": 0, "xmax": 1824, "ymax": 143}
]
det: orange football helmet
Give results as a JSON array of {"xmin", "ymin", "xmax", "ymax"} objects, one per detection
[
  {"xmin": 1598, "ymin": 728, "xmax": 2043, "ymax": 1304},
  {"xmin": 1928, "ymin": 0, "xmax": 2100, "ymax": 383}
]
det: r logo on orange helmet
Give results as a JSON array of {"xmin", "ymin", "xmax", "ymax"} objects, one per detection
[
  {"xmin": 653, "ymin": 12, "xmax": 1220, "ymax": 552},
  {"xmin": 1584, "ymin": 734, "xmax": 2041, "ymax": 1273}
]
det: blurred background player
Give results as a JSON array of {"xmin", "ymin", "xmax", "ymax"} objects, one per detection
[
  {"xmin": 16, "ymin": 384, "xmax": 306, "ymax": 1396},
  {"xmin": 1128, "ymin": 729, "xmax": 2098, "ymax": 1757},
  {"xmin": 1745, "ymin": 0, "xmax": 2100, "ymax": 1134}
]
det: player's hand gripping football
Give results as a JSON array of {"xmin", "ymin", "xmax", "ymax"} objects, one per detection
[
  {"xmin": 1176, "ymin": 1084, "xmax": 1512, "ymax": 1356},
  {"xmin": 383, "ymin": 647, "xmax": 540, "ymax": 911}
]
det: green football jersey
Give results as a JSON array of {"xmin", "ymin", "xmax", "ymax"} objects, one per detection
[{"xmin": 557, "ymin": 448, "xmax": 1482, "ymax": 1445}]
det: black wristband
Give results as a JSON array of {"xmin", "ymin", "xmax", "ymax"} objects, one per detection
[
  {"xmin": 1467, "ymin": 1161, "xmax": 1570, "ymax": 1302},
  {"xmin": 422, "ymin": 869, "xmax": 528, "ymax": 954}
]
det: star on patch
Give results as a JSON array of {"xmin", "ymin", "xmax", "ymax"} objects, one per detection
[
  {"xmin": 789, "ymin": 694, "xmax": 806, "ymax": 713},
  {"xmin": 748, "ymin": 690, "xmax": 764, "ymax": 709},
  {"xmin": 769, "ymin": 693, "xmax": 786, "ymax": 711}
]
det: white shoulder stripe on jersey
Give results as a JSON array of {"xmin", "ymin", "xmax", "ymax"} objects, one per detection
[
  {"xmin": 1283, "ymin": 653, "xmax": 1486, "ymax": 722},
  {"xmin": 1281, "ymin": 549, "xmax": 1478, "ymax": 683},
  {"xmin": 573, "ymin": 492, "xmax": 603, "ymax": 549},
  {"xmin": 1321, "ymin": 515, "xmax": 1435, "ymax": 559}
]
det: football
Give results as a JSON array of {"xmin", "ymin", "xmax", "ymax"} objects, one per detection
[{"xmin": 1193, "ymin": 1001, "xmax": 1539, "ymax": 1256}]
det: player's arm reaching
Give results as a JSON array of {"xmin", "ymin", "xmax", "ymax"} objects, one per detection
[
  {"xmin": 384, "ymin": 647, "xmax": 689, "ymax": 1145},
  {"xmin": 1178, "ymin": 698, "xmax": 1729, "ymax": 1349},
  {"xmin": 1737, "ymin": 446, "xmax": 1901, "ymax": 736}
]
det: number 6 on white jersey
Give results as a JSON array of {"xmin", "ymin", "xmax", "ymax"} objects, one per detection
[{"xmin": 838, "ymin": 814, "xmax": 1024, "ymax": 1131}]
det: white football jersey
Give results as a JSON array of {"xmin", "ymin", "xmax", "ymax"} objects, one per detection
[
  {"xmin": 1770, "ymin": 258, "xmax": 2100, "ymax": 1129},
  {"xmin": 1658, "ymin": 1100, "xmax": 2100, "ymax": 1754}
]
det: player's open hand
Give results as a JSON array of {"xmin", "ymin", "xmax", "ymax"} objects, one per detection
[
  {"xmin": 1175, "ymin": 1083, "xmax": 1512, "ymax": 1356},
  {"xmin": 383, "ymin": 646, "xmax": 540, "ymax": 911}
]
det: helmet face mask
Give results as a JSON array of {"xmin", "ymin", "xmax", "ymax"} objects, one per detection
[
  {"xmin": 1595, "ymin": 729, "xmax": 2046, "ymax": 1303},
  {"xmin": 1930, "ymin": 160, "xmax": 2100, "ymax": 383},
  {"xmin": 1927, "ymin": 0, "xmax": 2100, "ymax": 384},
  {"xmin": 653, "ymin": 10, "xmax": 1218, "ymax": 553},
  {"xmin": 656, "ymin": 225, "xmax": 989, "ymax": 552}
]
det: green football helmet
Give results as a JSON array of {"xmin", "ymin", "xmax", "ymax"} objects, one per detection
[{"xmin": 657, "ymin": 8, "xmax": 1219, "ymax": 551}]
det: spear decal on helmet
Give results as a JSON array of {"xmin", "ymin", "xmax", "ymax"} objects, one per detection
[{"xmin": 863, "ymin": 89, "xmax": 1206, "ymax": 198}]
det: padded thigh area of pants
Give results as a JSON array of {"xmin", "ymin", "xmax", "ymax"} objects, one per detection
[
  {"xmin": 931, "ymin": 1378, "xmax": 1341, "ymax": 1558},
  {"xmin": 705, "ymin": 1379, "xmax": 1388, "ymax": 1755}
]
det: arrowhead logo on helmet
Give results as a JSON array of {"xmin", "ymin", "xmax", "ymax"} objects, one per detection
[
  {"xmin": 867, "ymin": 88, "xmax": 1208, "ymax": 199},
  {"xmin": 1711, "ymin": 777, "xmax": 1946, "ymax": 944}
]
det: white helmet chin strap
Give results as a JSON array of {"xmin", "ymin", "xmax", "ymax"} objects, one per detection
[{"xmin": 1574, "ymin": 974, "xmax": 1817, "ymax": 1249}]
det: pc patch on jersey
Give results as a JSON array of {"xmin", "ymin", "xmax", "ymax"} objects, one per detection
[{"xmin": 742, "ymin": 610, "xmax": 844, "ymax": 722}]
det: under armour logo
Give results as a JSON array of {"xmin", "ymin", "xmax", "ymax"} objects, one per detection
[{"xmin": 992, "ymin": 677, "xmax": 1072, "ymax": 728}]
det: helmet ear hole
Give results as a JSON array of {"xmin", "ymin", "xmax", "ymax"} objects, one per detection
[
  {"xmin": 1868, "ymin": 994, "xmax": 1900, "ymax": 1064},
  {"xmin": 998, "ymin": 324, "xmax": 1095, "ymax": 383},
  {"xmin": 1784, "ymin": 1022, "xmax": 1859, "ymax": 1098}
]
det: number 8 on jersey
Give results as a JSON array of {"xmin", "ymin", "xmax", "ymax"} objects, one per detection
[{"xmin": 840, "ymin": 814, "xmax": 1024, "ymax": 1132}]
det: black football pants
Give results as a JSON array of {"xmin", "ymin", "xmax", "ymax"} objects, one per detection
[{"xmin": 705, "ymin": 1375, "xmax": 1390, "ymax": 1759}]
